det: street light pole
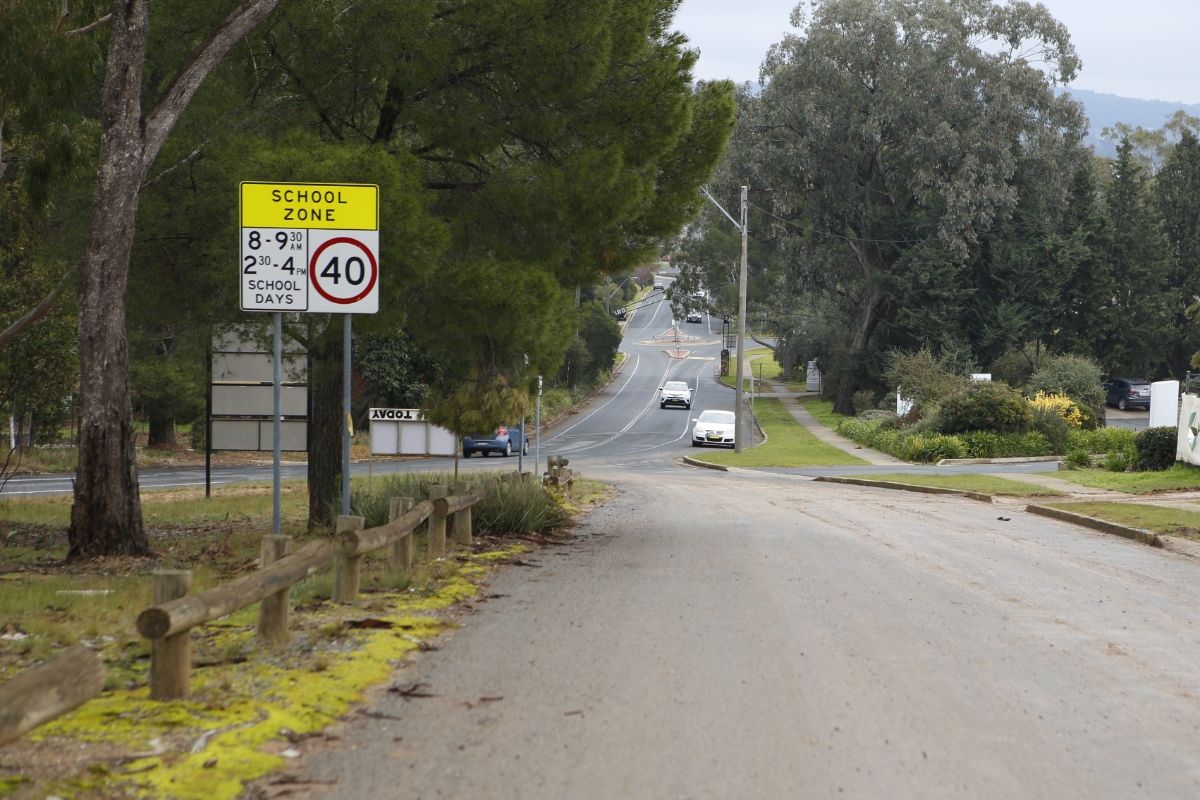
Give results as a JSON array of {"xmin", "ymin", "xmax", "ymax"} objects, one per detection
[{"xmin": 735, "ymin": 186, "xmax": 748, "ymax": 453}]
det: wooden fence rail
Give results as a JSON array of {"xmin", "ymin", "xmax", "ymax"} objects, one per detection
[
  {"xmin": 136, "ymin": 482, "xmax": 492, "ymax": 700},
  {"xmin": 0, "ymin": 645, "xmax": 105, "ymax": 746}
]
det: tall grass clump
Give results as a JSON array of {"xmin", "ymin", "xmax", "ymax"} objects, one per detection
[{"xmin": 349, "ymin": 471, "xmax": 568, "ymax": 534}]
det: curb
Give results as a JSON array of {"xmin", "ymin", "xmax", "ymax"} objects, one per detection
[
  {"xmin": 937, "ymin": 455, "xmax": 1062, "ymax": 466},
  {"xmin": 682, "ymin": 456, "xmax": 728, "ymax": 472},
  {"xmin": 814, "ymin": 476, "xmax": 992, "ymax": 503},
  {"xmin": 1025, "ymin": 504, "xmax": 1163, "ymax": 548}
]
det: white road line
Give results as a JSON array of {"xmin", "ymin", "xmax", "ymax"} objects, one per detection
[{"xmin": 547, "ymin": 351, "xmax": 642, "ymax": 441}]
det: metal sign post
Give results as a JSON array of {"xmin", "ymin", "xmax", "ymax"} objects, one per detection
[
  {"xmin": 535, "ymin": 376, "xmax": 543, "ymax": 478},
  {"xmin": 342, "ymin": 314, "xmax": 352, "ymax": 516},
  {"xmin": 272, "ymin": 312, "xmax": 282, "ymax": 534}
]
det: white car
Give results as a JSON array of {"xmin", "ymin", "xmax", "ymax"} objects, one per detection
[
  {"xmin": 685, "ymin": 309, "xmax": 703, "ymax": 323},
  {"xmin": 691, "ymin": 409, "xmax": 735, "ymax": 447},
  {"xmin": 659, "ymin": 380, "xmax": 692, "ymax": 409}
]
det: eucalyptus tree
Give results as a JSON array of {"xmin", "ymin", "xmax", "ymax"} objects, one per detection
[{"xmin": 750, "ymin": 0, "xmax": 1085, "ymax": 413}]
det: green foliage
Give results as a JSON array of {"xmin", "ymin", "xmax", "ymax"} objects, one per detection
[
  {"xmin": 899, "ymin": 434, "xmax": 965, "ymax": 463},
  {"xmin": 1026, "ymin": 354, "xmax": 1105, "ymax": 406},
  {"xmin": 883, "ymin": 347, "xmax": 972, "ymax": 412},
  {"xmin": 1029, "ymin": 405, "xmax": 1072, "ymax": 456},
  {"xmin": 353, "ymin": 334, "xmax": 440, "ymax": 424},
  {"xmin": 934, "ymin": 382, "xmax": 1033, "ymax": 435},
  {"xmin": 1065, "ymin": 448, "xmax": 1093, "ymax": 469},
  {"xmin": 1105, "ymin": 446, "xmax": 1136, "ymax": 473},
  {"xmin": 1134, "ymin": 426, "xmax": 1178, "ymax": 472},
  {"xmin": 350, "ymin": 472, "xmax": 568, "ymax": 535},
  {"xmin": 1067, "ymin": 426, "xmax": 1136, "ymax": 454},
  {"xmin": 988, "ymin": 342, "xmax": 1049, "ymax": 388},
  {"xmin": 955, "ymin": 430, "xmax": 1053, "ymax": 458}
]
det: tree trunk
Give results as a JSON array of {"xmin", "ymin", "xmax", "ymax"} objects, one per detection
[
  {"xmin": 68, "ymin": 0, "xmax": 150, "ymax": 559},
  {"xmin": 307, "ymin": 323, "xmax": 342, "ymax": 530},
  {"xmin": 147, "ymin": 413, "xmax": 176, "ymax": 449},
  {"xmin": 833, "ymin": 291, "xmax": 887, "ymax": 416}
]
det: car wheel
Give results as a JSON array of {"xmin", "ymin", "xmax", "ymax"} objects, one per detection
[
  {"xmin": 503, "ymin": 441, "xmax": 512, "ymax": 457},
  {"xmin": 463, "ymin": 450, "xmax": 471, "ymax": 458},
  {"xmin": 1118, "ymin": 398, "xmax": 1128, "ymax": 410},
  {"xmin": 691, "ymin": 440, "xmax": 700, "ymax": 447},
  {"xmin": 660, "ymin": 403, "xmax": 666, "ymax": 409}
]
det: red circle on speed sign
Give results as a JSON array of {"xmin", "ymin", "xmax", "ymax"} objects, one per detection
[{"xmin": 309, "ymin": 236, "xmax": 378, "ymax": 305}]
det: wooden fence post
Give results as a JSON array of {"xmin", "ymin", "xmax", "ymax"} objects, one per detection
[
  {"xmin": 258, "ymin": 535, "xmax": 293, "ymax": 646},
  {"xmin": 452, "ymin": 480, "xmax": 472, "ymax": 546},
  {"xmin": 333, "ymin": 515, "xmax": 365, "ymax": 603},
  {"xmin": 427, "ymin": 485, "xmax": 448, "ymax": 557},
  {"xmin": 150, "ymin": 570, "xmax": 193, "ymax": 701},
  {"xmin": 389, "ymin": 497, "xmax": 415, "ymax": 572}
]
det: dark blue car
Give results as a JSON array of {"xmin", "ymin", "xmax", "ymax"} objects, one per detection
[{"xmin": 462, "ymin": 425, "xmax": 529, "ymax": 457}]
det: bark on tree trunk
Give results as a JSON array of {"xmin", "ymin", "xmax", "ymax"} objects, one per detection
[
  {"xmin": 68, "ymin": 0, "xmax": 150, "ymax": 558},
  {"xmin": 833, "ymin": 292, "xmax": 887, "ymax": 417},
  {"xmin": 307, "ymin": 324, "xmax": 342, "ymax": 530},
  {"xmin": 147, "ymin": 413, "xmax": 176, "ymax": 449}
]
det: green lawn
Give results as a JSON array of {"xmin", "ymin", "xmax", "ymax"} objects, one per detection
[
  {"xmin": 694, "ymin": 398, "xmax": 867, "ymax": 467},
  {"xmin": 847, "ymin": 472, "xmax": 1064, "ymax": 497},
  {"xmin": 719, "ymin": 347, "xmax": 781, "ymax": 391},
  {"xmin": 1046, "ymin": 500, "xmax": 1200, "ymax": 538},
  {"xmin": 1046, "ymin": 463, "xmax": 1200, "ymax": 494},
  {"xmin": 798, "ymin": 396, "xmax": 846, "ymax": 428}
]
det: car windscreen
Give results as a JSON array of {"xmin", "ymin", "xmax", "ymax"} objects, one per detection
[
  {"xmin": 697, "ymin": 411, "xmax": 734, "ymax": 424},
  {"xmin": 664, "ymin": 382, "xmax": 689, "ymax": 390}
]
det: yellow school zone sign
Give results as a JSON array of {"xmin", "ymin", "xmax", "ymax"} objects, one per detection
[
  {"xmin": 240, "ymin": 182, "xmax": 378, "ymax": 230},
  {"xmin": 239, "ymin": 181, "xmax": 380, "ymax": 314}
]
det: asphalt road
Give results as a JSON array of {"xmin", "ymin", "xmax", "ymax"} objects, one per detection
[{"xmin": 274, "ymin": 467, "xmax": 1200, "ymax": 799}]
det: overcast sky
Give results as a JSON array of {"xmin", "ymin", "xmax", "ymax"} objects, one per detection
[{"xmin": 673, "ymin": 0, "xmax": 1200, "ymax": 105}]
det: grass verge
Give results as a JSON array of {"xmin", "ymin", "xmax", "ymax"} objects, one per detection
[
  {"xmin": 847, "ymin": 472, "xmax": 1065, "ymax": 497},
  {"xmin": 1045, "ymin": 500, "xmax": 1200, "ymax": 539},
  {"xmin": 718, "ymin": 346, "xmax": 780, "ymax": 391},
  {"xmin": 693, "ymin": 398, "xmax": 867, "ymax": 468},
  {"xmin": 799, "ymin": 396, "xmax": 846, "ymax": 429},
  {"xmin": 1042, "ymin": 463, "xmax": 1200, "ymax": 494},
  {"xmin": 0, "ymin": 473, "xmax": 598, "ymax": 798}
]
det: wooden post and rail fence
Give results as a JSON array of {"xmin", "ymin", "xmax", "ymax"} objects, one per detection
[{"xmin": 0, "ymin": 464, "xmax": 579, "ymax": 742}]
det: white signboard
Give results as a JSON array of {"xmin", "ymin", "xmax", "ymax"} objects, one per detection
[
  {"xmin": 239, "ymin": 182, "xmax": 379, "ymax": 314},
  {"xmin": 368, "ymin": 408, "xmax": 457, "ymax": 456},
  {"xmin": 1177, "ymin": 393, "xmax": 1200, "ymax": 466}
]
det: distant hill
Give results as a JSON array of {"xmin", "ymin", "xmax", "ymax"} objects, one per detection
[{"xmin": 1064, "ymin": 88, "xmax": 1200, "ymax": 158}]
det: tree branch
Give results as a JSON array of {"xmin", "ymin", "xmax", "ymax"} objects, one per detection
[
  {"xmin": 142, "ymin": 0, "xmax": 281, "ymax": 173},
  {"xmin": 65, "ymin": 13, "xmax": 112, "ymax": 36},
  {"xmin": 0, "ymin": 263, "xmax": 79, "ymax": 351}
]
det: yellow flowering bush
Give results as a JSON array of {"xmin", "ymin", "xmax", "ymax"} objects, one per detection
[{"xmin": 1029, "ymin": 391, "xmax": 1083, "ymax": 428}]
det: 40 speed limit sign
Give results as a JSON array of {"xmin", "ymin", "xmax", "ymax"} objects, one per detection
[{"xmin": 239, "ymin": 182, "xmax": 380, "ymax": 314}]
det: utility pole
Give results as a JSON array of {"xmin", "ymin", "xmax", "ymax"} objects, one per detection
[{"xmin": 735, "ymin": 186, "xmax": 748, "ymax": 453}]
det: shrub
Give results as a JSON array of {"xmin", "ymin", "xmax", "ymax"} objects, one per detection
[
  {"xmin": 852, "ymin": 389, "xmax": 879, "ymax": 415},
  {"xmin": 884, "ymin": 347, "xmax": 972, "ymax": 413},
  {"xmin": 1029, "ymin": 392, "xmax": 1083, "ymax": 428},
  {"xmin": 1026, "ymin": 354, "xmax": 1105, "ymax": 428},
  {"xmin": 1065, "ymin": 448, "xmax": 1092, "ymax": 469},
  {"xmin": 1029, "ymin": 405, "xmax": 1072, "ymax": 455},
  {"xmin": 1135, "ymin": 426, "xmax": 1178, "ymax": 471},
  {"xmin": 351, "ymin": 471, "xmax": 568, "ymax": 534},
  {"xmin": 1067, "ymin": 427, "xmax": 1135, "ymax": 454},
  {"xmin": 934, "ymin": 382, "xmax": 1033, "ymax": 435},
  {"xmin": 859, "ymin": 409, "xmax": 902, "ymax": 429},
  {"xmin": 1105, "ymin": 446, "xmax": 1135, "ymax": 472},
  {"xmin": 901, "ymin": 434, "xmax": 966, "ymax": 462},
  {"xmin": 957, "ymin": 430, "xmax": 1003, "ymax": 458}
]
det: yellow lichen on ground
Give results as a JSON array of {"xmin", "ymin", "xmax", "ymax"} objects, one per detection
[{"xmin": 23, "ymin": 547, "xmax": 524, "ymax": 800}]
